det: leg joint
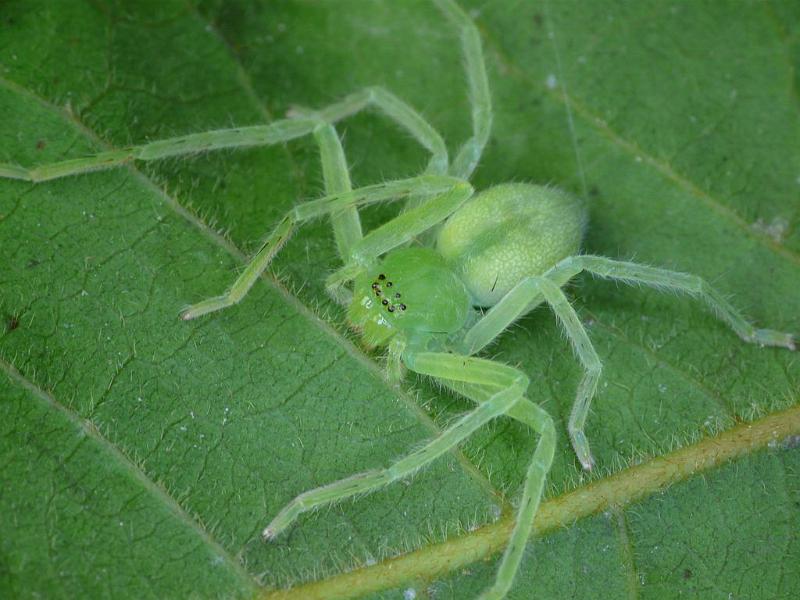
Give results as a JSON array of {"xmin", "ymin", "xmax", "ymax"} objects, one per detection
[
  {"xmin": 311, "ymin": 117, "xmax": 332, "ymax": 132},
  {"xmin": 365, "ymin": 85, "xmax": 383, "ymax": 102},
  {"xmin": 585, "ymin": 361, "xmax": 602, "ymax": 378},
  {"xmin": 511, "ymin": 372, "xmax": 530, "ymax": 394},
  {"xmin": 535, "ymin": 409, "xmax": 555, "ymax": 436}
]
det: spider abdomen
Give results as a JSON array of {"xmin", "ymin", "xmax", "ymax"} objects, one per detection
[{"xmin": 437, "ymin": 183, "xmax": 587, "ymax": 306}]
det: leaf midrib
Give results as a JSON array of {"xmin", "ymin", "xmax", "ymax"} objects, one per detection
[
  {"xmin": 259, "ymin": 404, "xmax": 800, "ymax": 600},
  {"xmin": 5, "ymin": 130, "xmax": 792, "ymax": 594}
]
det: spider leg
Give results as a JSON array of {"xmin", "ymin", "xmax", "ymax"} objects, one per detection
[
  {"xmin": 535, "ymin": 278, "xmax": 601, "ymax": 471},
  {"xmin": 444, "ymin": 380, "xmax": 555, "ymax": 600},
  {"xmin": 314, "ymin": 123, "xmax": 361, "ymax": 261},
  {"xmin": 405, "ymin": 353, "xmax": 554, "ymax": 600},
  {"xmin": 434, "ymin": 0, "xmax": 492, "ymax": 180},
  {"xmin": 324, "ymin": 180, "xmax": 474, "ymax": 302},
  {"xmin": 459, "ymin": 280, "xmax": 547, "ymax": 356},
  {"xmin": 0, "ymin": 118, "xmax": 323, "ymax": 182},
  {"xmin": 546, "ymin": 255, "xmax": 796, "ymax": 350},
  {"xmin": 180, "ymin": 175, "xmax": 470, "ymax": 319},
  {"xmin": 298, "ymin": 86, "xmax": 451, "ymax": 233},
  {"xmin": 459, "ymin": 254, "xmax": 795, "ymax": 467},
  {"xmin": 0, "ymin": 85, "xmax": 448, "ymax": 182},
  {"xmin": 460, "ymin": 276, "xmax": 600, "ymax": 470},
  {"xmin": 262, "ymin": 352, "xmax": 528, "ymax": 542},
  {"xmin": 297, "ymin": 86, "xmax": 449, "ymax": 176}
]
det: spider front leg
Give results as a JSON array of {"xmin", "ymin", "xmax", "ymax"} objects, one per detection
[
  {"xmin": 296, "ymin": 85, "xmax": 449, "ymax": 177},
  {"xmin": 263, "ymin": 353, "xmax": 528, "ymax": 541},
  {"xmin": 323, "ymin": 178, "xmax": 476, "ymax": 303},
  {"xmin": 0, "ymin": 85, "xmax": 448, "ymax": 184},
  {"xmin": 315, "ymin": 123, "xmax": 359, "ymax": 259},
  {"xmin": 0, "ymin": 118, "xmax": 324, "ymax": 182},
  {"xmin": 0, "ymin": 91, "xmax": 446, "ymax": 259},
  {"xmin": 181, "ymin": 175, "xmax": 472, "ymax": 320},
  {"xmin": 412, "ymin": 354, "xmax": 556, "ymax": 600},
  {"xmin": 265, "ymin": 351, "xmax": 548, "ymax": 600}
]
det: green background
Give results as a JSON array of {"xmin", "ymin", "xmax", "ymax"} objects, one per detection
[{"xmin": 1, "ymin": 1, "xmax": 798, "ymax": 598}]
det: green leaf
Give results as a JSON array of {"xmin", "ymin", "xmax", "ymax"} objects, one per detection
[{"xmin": 1, "ymin": 1, "xmax": 798, "ymax": 599}]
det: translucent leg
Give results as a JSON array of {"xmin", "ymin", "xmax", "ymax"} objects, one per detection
[
  {"xmin": 325, "ymin": 263, "xmax": 361, "ymax": 306},
  {"xmin": 461, "ymin": 254, "xmax": 795, "ymax": 468},
  {"xmin": 546, "ymin": 255, "xmax": 796, "ymax": 350},
  {"xmin": 349, "ymin": 182, "xmax": 473, "ymax": 263},
  {"xmin": 180, "ymin": 175, "xmax": 469, "ymax": 319},
  {"xmin": 408, "ymin": 353, "xmax": 553, "ymax": 600},
  {"xmin": 463, "ymin": 256, "xmax": 795, "ymax": 354},
  {"xmin": 304, "ymin": 86, "xmax": 449, "ymax": 176},
  {"xmin": 324, "ymin": 179, "xmax": 475, "ymax": 302},
  {"xmin": 387, "ymin": 337, "xmax": 407, "ymax": 385},
  {"xmin": 483, "ymin": 406, "xmax": 553, "ymax": 600},
  {"xmin": 535, "ymin": 278, "xmax": 601, "ymax": 470},
  {"xmin": 180, "ymin": 213, "xmax": 294, "ymax": 320},
  {"xmin": 460, "ymin": 274, "xmax": 601, "ymax": 469},
  {"xmin": 434, "ymin": 0, "xmax": 492, "ymax": 179},
  {"xmin": 0, "ymin": 86, "xmax": 448, "ymax": 181},
  {"xmin": 314, "ymin": 123, "xmax": 360, "ymax": 259},
  {"xmin": 459, "ymin": 279, "xmax": 546, "ymax": 356},
  {"xmin": 0, "ymin": 118, "xmax": 322, "ymax": 182},
  {"xmin": 263, "ymin": 351, "xmax": 527, "ymax": 540},
  {"xmin": 446, "ymin": 382, "xmax": 555, "ymax": 600}
]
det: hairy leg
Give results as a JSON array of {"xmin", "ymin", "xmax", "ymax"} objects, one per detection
[
  {"xmin": 547, "ymin": 255, "xmax": 795, "ymax": 350},
  {"xmin": 325, "ymin": 179, "xmax": 474, "ymax": 301},
  {"xmin": 0, "ymin": 118, "xmax": 322, "ymax": 182},
  {"xmin": 297, "ymin": 86, "xmax": 449, "ymax": 176},
  {"xmin": 263, "ymin": 351, "xmax": 528, "ymax": 541},
  {"xmin": 462, "ymin": 256, "xmax": 794, "ymax": 356},
  {"xmin": 434, "ymin": 0, "xmax": 492, "ymax": 180},
  {"xmin": 459, "ymin": 275, "xmax": 600, "ymax": 469},
  {"xmin": 460, "ymin": 254, "xmax": 795, "ymax": 469},
  {"xmin": 315, "ymin": 124, "xmax": 360, "ymax": 260},
  {"xmin": 180, "ymin": 175, "xmax": 471, "ymax": 319},
  {"xmin": 0, "ymin": 85, "xmax": 448, "ymax": 182},
  {"xmin": 533, "ymin": 278, "xmax": 601, "ymax": 470},
  {"xmin": 459, "ymin": 279, "xmax": 546, "ymax": 356},
  {"xmin": 409, "ymin": 354, "xmax": 554, "ymax": 600},
  {"xmin": 446, "ymin": 382, "xmax": 555, "ymax": 600}
]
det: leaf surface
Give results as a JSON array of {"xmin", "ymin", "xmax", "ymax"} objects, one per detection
[{"xmin": 1, "ymin": 1, "xmax": 799, "ymax": 599}]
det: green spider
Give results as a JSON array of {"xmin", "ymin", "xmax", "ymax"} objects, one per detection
[{"xmin": 1, "ymin": 1, "xmax": 794, "ymax": 598}]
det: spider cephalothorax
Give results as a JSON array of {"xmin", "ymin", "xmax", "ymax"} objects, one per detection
[
  {"xmin": 348, "ymin": 247, "xmax": 470, "ymax": 348},
  {"xmin": 2, "ymin": 0, "xmax": 793, "ymax": 598}
]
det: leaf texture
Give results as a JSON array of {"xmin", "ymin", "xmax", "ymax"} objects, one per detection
[{"xmin": 1, "ymin": 1, "xmax": 798, "ymax": 598}]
